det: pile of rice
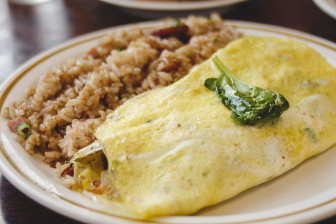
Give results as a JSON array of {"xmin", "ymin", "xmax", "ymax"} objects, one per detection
[{"xmin": 2, "ymin": 14, "xmax": 240, "ymax": 165}]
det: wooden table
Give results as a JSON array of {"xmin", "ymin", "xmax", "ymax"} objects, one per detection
[{"xmin": 1, "ymin": 0, "xmax": 336, "ymax": 223}]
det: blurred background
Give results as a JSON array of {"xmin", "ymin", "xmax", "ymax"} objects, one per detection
[
  {"xmin": 1, "ymin": 0, "xmax": 336, "ymax": 83},
  {"xmin": 0, "ymin": 0, "xmax": 336, "ymax": 223}
]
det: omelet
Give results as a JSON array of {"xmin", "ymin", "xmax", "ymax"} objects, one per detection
[{"xmin": 68, "ymin": 36, "xmax": 336, "ymax": 219}]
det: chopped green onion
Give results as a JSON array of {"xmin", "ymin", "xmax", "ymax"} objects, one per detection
[
  {"xmin": 208, "ymin": 18, "xmax": 215, "ymax": 25},
  {"xmin": 116, "ymin": 46, "xmax": 123, "ymax": 52},
  {"xmin": 146, "ymin": 120, "xmax": 153, "ymax": 124},
  {"xmin": 170, "ymin": 19, "xmax": 181, "ymax": 27},
  {"xmin": 303, "ymin": 127, "xmax": 318, "ymax": 143},
  {"xmin": 18, "ymin": 122, "xmax": 31, "ymax": 139}
]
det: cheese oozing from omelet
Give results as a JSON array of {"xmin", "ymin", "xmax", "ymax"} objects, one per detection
[{"xmin": 69, "ymin": 36, "xmax": 336, "ymax": 219}]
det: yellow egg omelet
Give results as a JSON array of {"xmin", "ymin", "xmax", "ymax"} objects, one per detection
[{"xmin": 68, "ymin": 36, "xmax": 336, "ymax": 219}]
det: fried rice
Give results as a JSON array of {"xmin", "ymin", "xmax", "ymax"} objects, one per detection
[{"xmin": 2, "ymin": 14, "xmax": 240, "ymax": 165}]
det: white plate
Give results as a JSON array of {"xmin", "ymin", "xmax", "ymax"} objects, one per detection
[
  {"xmin": 1, "ymin": 20, "xmax": 336, "ymax": 224},
  {"xmin": 314, "ymin": 0, "xmax": 336, "ymax": 20},
  {"xmin": 98, "ymin": 0, "xmax": 247, "ymax": 18}
]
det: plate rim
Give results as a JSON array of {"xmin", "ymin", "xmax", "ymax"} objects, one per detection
[
  {"xmin": 1, "ymin": 20, "xmax": 336, "ymax": 224},
  {"xmin": 97, "ymin": 0, "xmax": 247, "ymax": 11},
  {"xmin": 313, "ymin": 0, "xmax": 336, "ymax": 20}
]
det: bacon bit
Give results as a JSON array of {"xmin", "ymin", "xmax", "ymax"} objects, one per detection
[
  {"xmin": 60, "ymin": 164, "xmax": 74, "ymax": 177},
  {"xmin": 93, "ymin": 180, "xmax": 101, "ymax": 187},
  {"xmin": 7, "ymin": 117, "xmax": 30, "ymax": 134},
  {"xmin": 162, "ymin": 61, "xmax": 181, "ymax": 72},
  {"xmin": 151, "ymin": 25, "xmax": 190, "ymax": 43},
  {"xmin": 87, "ymin": 47, "xmax": 100, "ymax": 59},
  {"xmin": 49, "ymin": 161, "xmax": 57, "ymax": 168}
]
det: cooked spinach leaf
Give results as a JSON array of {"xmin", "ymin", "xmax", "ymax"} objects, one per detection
[{"xmin": 204, "ymin": 56, "xmax": 289, "ymax": 124}]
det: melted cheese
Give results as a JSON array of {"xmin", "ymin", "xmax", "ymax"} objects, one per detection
[{"xmin": 76, "ymin": 37, "xmax": 336, "ymax": 219}]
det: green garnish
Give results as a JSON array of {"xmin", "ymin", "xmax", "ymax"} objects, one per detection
[
  {"xmin": 170, "ymin": 19, "xmax": 182, "ymax": 27},
  {"xmin": 208, "ymin": 18, "xmax": 215, "ymax": 25},
  {"xmin": 116, "ymin": 46, "xmax": 123, "ymax": 52},
  {"xmin": 17, "ymin": 122, "xmax": 31, "ymax": 139},
  {"xmin": 204, "ymin": 56, "xmax": 289, "ymax": 124},
  {"xmin": 303, "ymin": 127, "xmax": 318, "ymax": 143}
]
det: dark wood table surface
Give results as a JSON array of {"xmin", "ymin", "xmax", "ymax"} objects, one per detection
[{"xmin": 1, "ymin": 0, "xmax": 336, "ymax": 223}]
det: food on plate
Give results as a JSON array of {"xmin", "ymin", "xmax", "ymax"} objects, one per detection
[
  {"xmin": 205, "ymin": 56, "xmax": 289, "ymax": 124},
  {"xmin": 144, "ymin": 0, "xmax": 207, "ymax": 1},
  {"xmin": 62, "ymin": 36, "xmax": 336, "ymax": 219},
  {"xmin": 2, "ymin": 14, "xmax": 239, "ymax": 164}
]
